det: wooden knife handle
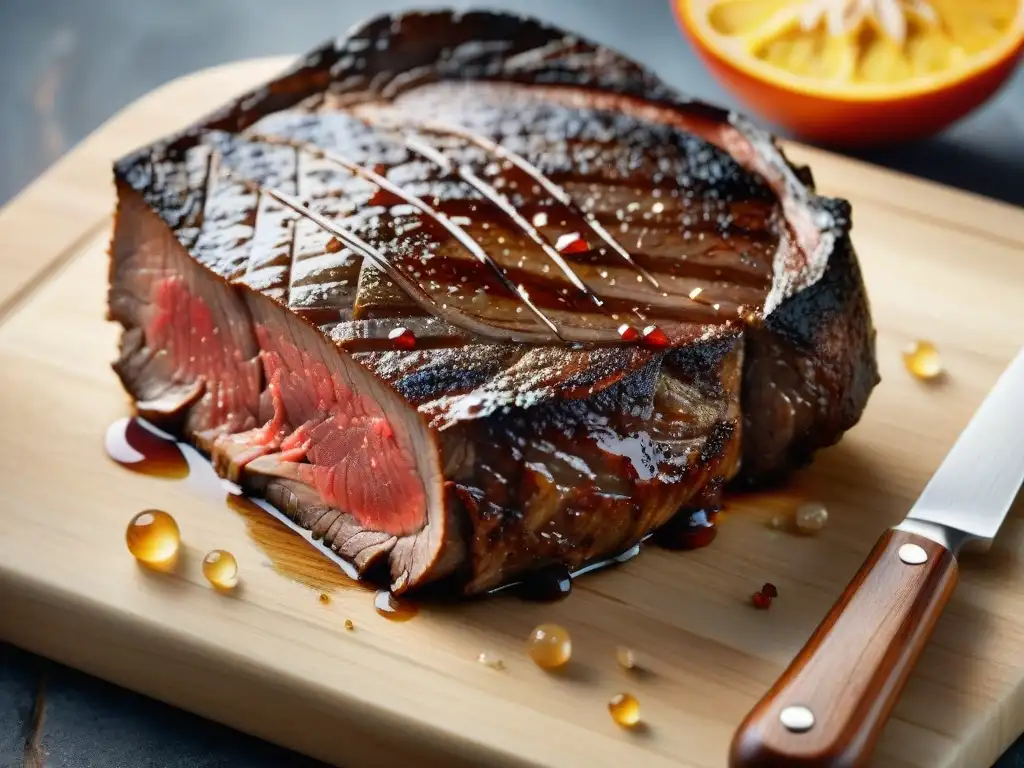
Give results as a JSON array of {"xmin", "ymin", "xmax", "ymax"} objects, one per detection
[{"xmin": 729, "ymin": 528, "xmax": 958, "ymax": 768}]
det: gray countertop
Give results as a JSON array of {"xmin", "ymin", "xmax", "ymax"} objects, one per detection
[{"xmin": 1, "ymin": 1, "xmax": 1022, "ymax": 766}]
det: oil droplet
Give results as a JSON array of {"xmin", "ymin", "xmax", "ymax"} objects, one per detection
[
  {"xmin": 609, "ymin": 693, "xmax": 641, "ymax": 727},
  {"xmin": 202, "ymin": 550, "xmax": 239, "ymax": 590},
  {"xmin": 903, "ymin": 340, "xmax": 943, "ymax": 380},
  {"xmin": 651, "ymin": 202, "xmax": 665, "ymax": 214},
  {"xmin": 374, "ymin": 589, "xmax": 419, "ymax": 621},
  {"xmin": 126, "ymin": 510, "xmax": 180, "ymax": 566},
  {"xmin": 344, "ymin": 619, "xmax": 355, "ymax": 631},
  {"xmin": 795, "ymin": 502, "xmax": 828, "ymax": 533},
  {"xmin": 319, "ymin": 592, "xmax": 331, "ymax": 605},
  {"xmin": 478, "ymin": 652, "xmax": 506, "ymax": 670},
  {"xmin": 527, "ymin": 623, "xmax": 572, "ymax": 669},
  {"xmin": 388, "ymin": 326, "xmax": 416, "ymax": 350},
  {"xmin": 616, "ymin": 646, "xmax": 636, "ymax": 670},
  {"xmin": 531, "ymin": 212, "xmax": 548, "ymax": 228}
]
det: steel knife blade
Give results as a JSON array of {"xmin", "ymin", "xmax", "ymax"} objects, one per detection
[{"xmin": 903, "ymin": 345, "xmax": 1024, "ymax": 545}]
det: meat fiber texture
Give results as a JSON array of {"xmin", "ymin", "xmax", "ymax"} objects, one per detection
[{"xmin": 107, "ymin": 9, "xmax": 879, "ymax": 595}]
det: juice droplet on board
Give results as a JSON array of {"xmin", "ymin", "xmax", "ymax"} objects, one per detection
[
  {"xmin": 202, "ymin": 549, "xmax": 239, "ymax": 590},
  {"xmin": 795, "ymin": 502, "xmax": 828, "ymax": 533},
  {"xmin": 125, "ymin": 510, "xmax": 180, "ymax": 566},
  {"xmin": 527, "ymin": 623, "xmax": 572, "ymax": 669},
  {"xmin": 477, "ymin": 652, "xmax": 506, "ymax": 670},
  {"xmin": 903, "ymin": 340, "xmax": 943, "ymax": 380},
  {"xmin": 608, "ymin": 693, "xmax": 641, "ymax": 727},
  {"xmin": 373, "ymin": 590, "xmax": 419, "ymax": 621},
  {"xmin": 616, "ymin": 646, "xmax": 637, "ymax": 670}
]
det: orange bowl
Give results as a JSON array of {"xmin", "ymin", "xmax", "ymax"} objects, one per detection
[{"xmin": 671, "ymin": 0, "xmax": 1024, "ymax": 146}]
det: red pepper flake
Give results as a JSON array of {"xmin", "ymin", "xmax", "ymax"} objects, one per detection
[
  {"xmin": 388, "ymin": 326, "xmax": 417, "ymax": 350},
  {"xmin": 555, "ymin": 232, "xmax": 590, "ymax": 254},
  {"xmin": 751, "ymin": 582, "xmax": 777, "ymax": 609},
  {"xmin": 641, "ymin": 325, "xmax": 669, "ymax": 348},
  {"xmin": 325, "ymin": 237, "xmax": 343, "ymax": 253},
  {"xmin": 617, "ymin": 324, "xmax": 639, "ymax": 341}
]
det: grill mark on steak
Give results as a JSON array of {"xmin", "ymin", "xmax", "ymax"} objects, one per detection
[
  {"xmin": 223, "ymin": 124, "xmax": 748, "ymax": 341},
  {"xmin": 403, "ymin": 120, "xmax": 663, "ymax": 288},
  {"xmin": 108, "ymin": 9, "xmax": 878, "ymax": 595},
  {"xmin": 242, "ymin": 95, "xmax": 766, "ymax": 342},
  {"xmin": 216, "ymin": 153, "xmax": 549, "ymax": 344},
  {"xmin": 245, "ymin": 131, "xmax": 565, "ymax": 339}
]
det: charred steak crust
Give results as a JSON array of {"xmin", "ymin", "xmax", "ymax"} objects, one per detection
[{"xmin": 107, "ymin": 9, "xmax": 878, "ymax": 594}]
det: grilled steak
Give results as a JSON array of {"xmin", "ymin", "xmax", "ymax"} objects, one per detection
[{"xmin": 107, "ymin": 10, "xmax": 879, "ymax": 595}]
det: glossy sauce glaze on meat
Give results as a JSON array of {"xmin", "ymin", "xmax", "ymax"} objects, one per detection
[{"xmin": 107, "ymin": 10, "xmax": 879, "ymax": 595}]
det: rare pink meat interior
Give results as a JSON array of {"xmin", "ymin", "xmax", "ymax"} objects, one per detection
[{"xmin": 107, "ymin": 10, "xmax": 879, "ymax": 595}]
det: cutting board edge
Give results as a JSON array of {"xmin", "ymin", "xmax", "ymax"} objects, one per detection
[{"xmin": 0, "ymin": 561, "xmax": 543, "ymax": 768}]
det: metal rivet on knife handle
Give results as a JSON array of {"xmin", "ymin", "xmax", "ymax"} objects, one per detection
[
  {"xmin": 779, "ymin": 705, "xmax": 815, "ymax": 733},
  {"xmin": 898, "ymin": 543, "xmax": 928, "ymax": 565}
]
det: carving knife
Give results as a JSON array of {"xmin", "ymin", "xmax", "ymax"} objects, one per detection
[{"xmin": 730, "ymin": 346, "xmax": 1024, "ymax": 768}]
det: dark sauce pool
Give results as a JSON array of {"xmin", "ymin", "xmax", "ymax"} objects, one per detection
[
  {"xmin": 106, "ymin": 417, "xmax": 719, "ymax": 612},
  {"xmin": 105, "ymin": 417, "xmax": 410, "ymax": 613},
  {"xmin": 651, "ymin": 509, "xmax": 719, "ymax": 550},
  {"xmin": 105, "ymin": 417, "xmax": 189, "ymax": 479}
]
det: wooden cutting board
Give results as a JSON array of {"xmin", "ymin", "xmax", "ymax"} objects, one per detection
[{"xmin": 1, "ymin": 57, "xmax": 1023, "ymax": 768}]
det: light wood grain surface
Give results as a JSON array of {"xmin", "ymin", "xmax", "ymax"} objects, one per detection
[{"xmin": 0, "ymin": 58, "xmax": 1023, "ymax": 768}]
